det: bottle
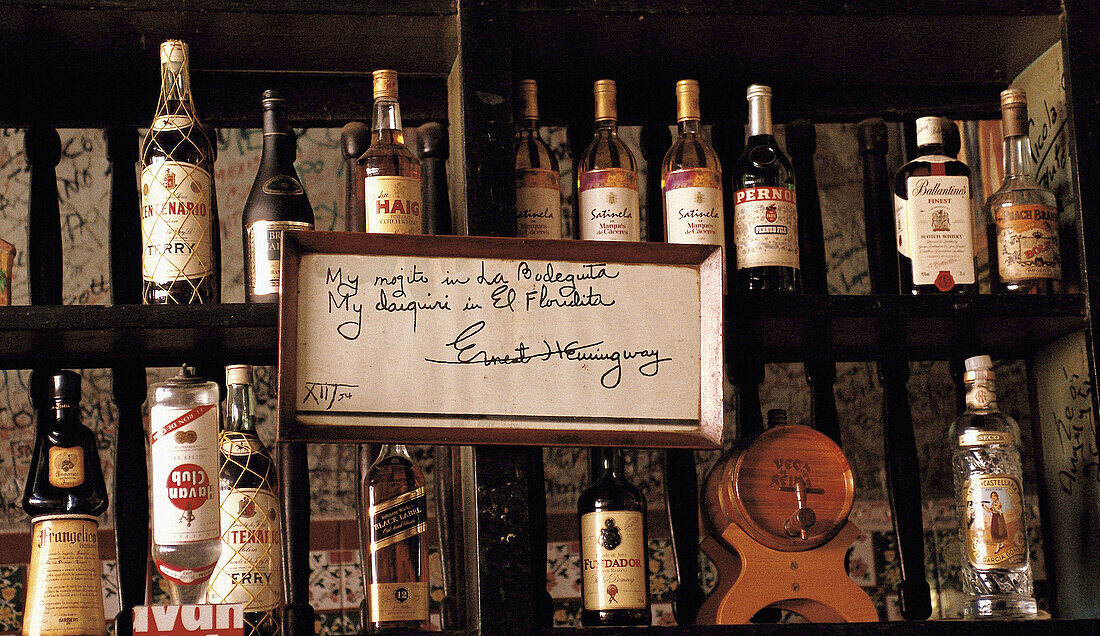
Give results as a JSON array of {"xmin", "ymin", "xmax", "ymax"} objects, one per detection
[
  {"xmin": 577, "ymin": 79, "xmax": 641, "ymax": 241},
  {"xmin": 140, "ymin": 39, "xmax": 220, "ymax": 304},
  {"xmin": 514, "ymin": 79, "xmax": 562, "ymax": 239},
  {"xmin": 893, "ymin": 116, "xmax": 976, "ymax": 294},
  {"xmin": 359, "ymin": 444, "xmax": 429, "ymax": 631},
  {"xmin": 731, "ymin": 84, "xmax": 800, "ymax": 293},
  {"xmin": 243, "ymin": 90, "xmax": 315, "ymax": 303},
  {"xmin": 22, "ymin": 371, "xmax": 108, "ymax": 636},
  {"xmin": 207, "ymin": 365, "xmax": 282, "ymax": 635},
  {"xmin": 949, "ymin": 355, "xmax": 1039, "ymax": 619},
  {"xmin": 987, "ymin": 89, "xmax": 1062, "ymax": 293},
  {"xmin": 661, "ymin": 79, "xmax": 725, "ymax": 290},
  {"xmin": 147, "ymin": 365, "xmax": 222, "ymax": 604},
  {"xmin": 357, "ymin": 70, "xmax": 423, "ymax": 234},
  {"xmin": 577, "ymin": 448, "xmax": 649, "ymax": 627}
]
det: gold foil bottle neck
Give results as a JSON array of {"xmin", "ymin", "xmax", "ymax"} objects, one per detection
[
  {"xmin": 518, "ymin": 79, "xmax": 539, "ymax": 120},
  {"xmin": 160, "ymin": 40, "xmax": 187, "ymax": 65},
  {"xmin": 373, "ymin": 69, "xmax": 399, "ymax": 101},
  {"xmin": 676, "ymin": 79, "xmax": 700, "ymax": 122},
  {"xmin": 594, "ymin": 79, "xmax": 618, "ymax": 122},
  {"xmin": 1000, "ymin": 88, "xmax": 1029, "ymax": 138}
]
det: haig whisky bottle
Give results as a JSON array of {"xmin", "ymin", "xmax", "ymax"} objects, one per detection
[
  {"xmin": 514, "ymin": 79, "xmax": 563, "ymax": 239},
  {"xmin": 357, "ymin": 70, "xmax": 423, "ymax": 234},
  {"xmin": 577, "ymin": 79, "xmax": 641, "ymax": 241},
  {"xmin": 140, "ymin": 39, "xmax": 220, "ymax": 304}
]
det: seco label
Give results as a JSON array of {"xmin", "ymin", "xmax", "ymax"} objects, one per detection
[
  {"xmin": 141, "ymin": 161, "xmax": 215, "ymax": 284},
  {"xmin": 961, "ymin": 474, "xmax": 1027, "ymax": 569},
  {"xmin": 207, "ymin": 489, "xmax": 283, "ymax": 611},
  {"xmin": 994, "ymin": 203, "xmax": 1061, "ymax": 282},
  {"xmin": 365, "ymin": 175, "xmax": 422, "ymax": 234},
  {"xmin": 150, "ymin": 405, "xmax": 221, "ymax": 546},
  {"xmin": 578, "ymin": 168, "xmax": 640, "ymax": 241},
  {"xmin": 905, "ymin": 173, "xmax": 974, "ymax": 290},
  {"xmin": 133, "ymin": 604, "xmax": 243, "ymax": 635},
  {"xmin": 48, "ymin": 446, "xmax": 84, "ymax": 488},
  {"xmin": 733, "ymin": 186, "xmax": 799, "ymax": 270},
  {"xmin": 515, "ymin": 168, "xmax": 562, "ymax": 238},
  {"xmin": 24, "ymin": 514, "xmax": 107, "ymax": 636},
  {"xmin": 247, "ymin": 219, "xmax": 313, "ymax": 296},
  {"xmin": 580, "ymin": 510, "xmax": 647, "ymax": 611}
]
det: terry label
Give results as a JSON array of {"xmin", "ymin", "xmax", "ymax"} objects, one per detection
[
  {"xmin": 994, "ymin": 203, "xmax": 1061, "ymax": 282},
  {"xmin": 578, "ymin": 168, "xmax": 640, "ymax": 241},
  {"xmin": 962, "ymin": 474, "xmax": 1027, "ymax": 569},
  {"xmin": 369, "ymin": 582, "xmax": 429, "ymax": 623},
  {"xmin": 247, "ymin": 220, "xmax": 313, "ymax": 296},
  {"xmin": 24, "ymin": 515, "xmax": 107, "ymax": 636},
  {"xmin": 370, "ymin": 487, "xmax": 427, "ymax": 552},
  {"xmin": 515, "ymin": 168, "xmax": 562, "ymax": 238},
  {"xmin": 959, "ymin": 430, "xmax": 1017, "ymax": 447},
  {"xmin": 150, "ymin": 405, "xmax": 221, "ymax": 546},
  {"xmin": 207, "ymin": 489, "xmax": 282, "ymax": 611},
  {"xmin": 141, "ymin": 161, "xmax": 214, "ymax": 283},
  {"xmin": 580, "ymin": 510, "xmax": 647, "ymax": 611},
  {"xmin": 906, "ymin": 174, "xmax": 974, "ymax": 290},
  {"xmin": 365, "ymin": 175, "xmax": 422, "ymax": 234},
  {"xmin": 48, "ymin": 446, "xmax": 84, "ymax": 488},
  {"xmin": 733, "ymin": 186, "xmax": 799, "ymax": 269}
]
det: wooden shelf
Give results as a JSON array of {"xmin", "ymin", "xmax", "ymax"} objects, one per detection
[
  {"xmin": 516, "ymin": 1, "xmax": 1061, "ymax": 16},
  {"xmin": 545, "ymin": 619, "xmax": 1100, "ymax": 634}
]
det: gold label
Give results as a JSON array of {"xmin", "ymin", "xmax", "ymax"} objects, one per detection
[
  {"xmin": 247, "ymin": 220, "xmax": 313, "ymax": 296},
  {"xmin": 369, "ymin": 582, "xmax": 428, "ymax": 623},
  {"xmin": 994, "ymin": 203, "xmax": 1061, "ymax": 282},
  {"xmin": 962, "ymin": 474, "xmax": 1027, "ymax": 569},
  {"xmin": 207, "ymin": 489, "xmax": 283, "ymax": 611},
  {"xmin": 23, "ymin": 515, "xmax": 106, "ymax": 636},
  {"xmin": 219, "ymin": 431, "xmax": 264, "ymax": 456},
  {"xmin": 905, "ymin": 174, "xmax": 974, "ymax": 289},
  {"xmin": 48, "ymin": 446, "xmax": 84, "ymax": 488},
  {"xmin": 578, "ymin": 168, "xmax": 640, "ymax": 241},
  {"xmin": 580, "ymin": 510, "xmax": 647, "ymax": 610},
  {"xmin": 140, "ymin": 161, "xmax": 215, "ymax": 283},
  {"xmin": 733, "ymin": 186, "xmax": 799, "ymax": 269},
  {"xmin": 365, "ymin": 175, "xmax": 422, "ymax": 234},
  {"xmin": 515, "ymin": 169, "xmax": 562, "ymax": 239},
  {"xmin": 959, "ymin": 430, "xmax": 1016, "ymax": 447},
  {"xmin": 369, "ymin": 487, "xmax": 427, "ymax": 553}
]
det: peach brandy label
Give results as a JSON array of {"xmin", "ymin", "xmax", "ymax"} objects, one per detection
[
  {"xmin": 580, "ymin": 510, "xmax": 647, "ymax": 610},
  {"xmin": 578, "ymin": 168, "xmax": 640, "ymax": 241},
  {"xmin": 515, "ymin": 168, "xmax": 562, "ymax": 238},
  {"xmin": 365, "ymin": 175, "xmax": 422, "ymax": 234},
  {"xmin": 994, "ymin": 203, "xmax": 1061, "ymax": 282}
]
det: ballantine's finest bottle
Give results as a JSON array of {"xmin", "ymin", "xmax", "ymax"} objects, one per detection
[
  {"xmin": 514, "ymin": 79, "xmax": 562, "ymax": 238},
  {"xmin": 661, "ymin": 79, "xmax": 725, "ymax": 289},
  {"xmin": 22, "ymin": 371, "xmax": 108, "ymax": 636},
  {"xmin": 732, "ymin": 84, "xmax": 799, "ymax": 293},
  {"xmin": 893, "ymin": 116, "xmax": 975, "ymax": 294},
  {"xmin": 578, "ymin": 448, "xmax": 650, "ymax": 627},
  {"xmin": 949, "ymin": 355, "xmax": 1039, "ymax": 619},
  {"xmin": 357, "ymin": 70, "xmax": 423, "ymax": 234},
  {"xmin": 359, "ymin": 444, "xmax": 429, "ymax": 631},
  {"xmin": 242, "ymin": 90, "xmax": 315, "ymax": 303},
  {"xmin": 987, "ymin": 89, "xmax": 1062, "ymax": 293},
  {"xmin": 140, "ymin": 39, "xmax": 220, "ymax": 304},
  {"xmin": 577, "ymin": 79, "xmax": 641, "ymax": 241},
  {"xmin": 207, "ymin": 365, "xmax": 283, "ymax": 635}
]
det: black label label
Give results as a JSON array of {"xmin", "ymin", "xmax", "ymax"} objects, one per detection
[{"xmin": 370, "ymin": 488, "xmax": 426, "ymax": 552}]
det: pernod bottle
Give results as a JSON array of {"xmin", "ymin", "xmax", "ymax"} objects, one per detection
[
  {"xmin": 148, "ymin": 365, "xmax": 222, "ymax": 604},
  {"xmin": 357, "ymin": 70, "xmax": 423, "ymax": 234},
  {"xmin": 22, "ymin": 371, "xmax": 108, "ymax": 636},
  {"xmin": 243, "ymin": 90, "xmax": 315, "ymax": 303},
  {"xmin": 577, "ymin": 79, "xmax": 641, "ymax": 241},
  {"xmin": 514, "ymin": 79, "xmax": 563, "ymax": 238},
  {"xmin": 949, "ymin": 355, "xmax": 1039, "ymax": 619},
  {"xmin": 140, "ymin": 40, "xmax": 220, "ymax": 304}
]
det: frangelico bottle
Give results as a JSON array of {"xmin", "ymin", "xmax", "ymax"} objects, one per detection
[
  {"xmin": 243, "ymin": 91, "xmax": 315, "ymax": 303},
  {"xmin": 577, "ymin": 79, "xmax": 641, "ymax": 241},
  {"xmin": 140, "ymin": 39, "xmax": 220, "ymax": 304},
  {"xmin": 357, "ymin": 70, "xmax": 423, "ymax": 234},
  {"xmin": 514, "ymin": 79, "xmax": 562, "ymax": 238},
  {"xmin": 359, "ymin": 444, "xmax": 429, "ymax": 631},
  {"xmin": 22, "ymin": 371, "xmax": 108, "ymax": 636},
  {"xmin": 578, "ymin": 448, "xmax": 650, "ymax": 627}
]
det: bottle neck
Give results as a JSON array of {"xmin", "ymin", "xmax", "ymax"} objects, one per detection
[
  {"xmin": 917, "ymin": 141, "xmax": 945, "ymax": 157},
  {"xmin": 159, "ymin": 59, "xmax": 195, "ymax": 112},
  {"xmin": 377, "ymin": 444, "xmax": 412, "ymax": 460},
  {"xmin": 747, "ymin": 97, "xmax": 772, "ymax": 137},
  {"xmin": 595, "ymin": 119, "xmax": 619, "ymax": 137},
  {"xmin": 678, "ymin": 118, "xmax": 701, "ymax": 137},
  {"xmin": 599, "ymin": 448, "xmax": 625, "ymax": 478},
  {"xmin": 262, "ymin": 107, "xmax": 295, "ymax": 162},
  {"xmin": 225, "ymin": 383, "xmax": 257, "ymax": 434},
  {"xmin": 519, "ymin": 117, "xmax": 539, "ymax": 133},
  {"xmin": 1002, "ymin": 134, "xmax": 1035, "ymax": 180},
  {"xmin": 372, "ymin": 98, "xmax": 405, "ymax": 142},
  {"xmin": 47, "ymin": 403, "xmax": 81, "ymax": 431},
  {"xmin": 964, "ymin": 378, "xmax": 999, "ymax": 412}
]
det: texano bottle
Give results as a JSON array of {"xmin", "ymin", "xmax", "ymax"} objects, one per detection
[
  {"xmin": 577, "ymin": 79, "xmax": 641, "ymax": 241},
  {"xmin": 357, "ymin": 70, "xmax": 423, "ymax": 234},
  {"xmin": 514, "ymin": 79, "xmax": 563, "ymax": 238}
]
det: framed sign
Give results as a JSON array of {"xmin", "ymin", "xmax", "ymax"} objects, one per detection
[{"xmin": 277, "ymin": 231, "xmax": 723, "ymax": 448}]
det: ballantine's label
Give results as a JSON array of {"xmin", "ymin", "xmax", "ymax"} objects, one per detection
[
  {"xmin": 369, "ymin": 581, "xmax": 429, "ymax": 623},
  {"xmin": 905, "ymin": 174, "xmax": 974, "ymax": 290},
  {"xmin": 580, "ymin": 510, "xmax": 647, "ymax": 611},
  {"xmin": 24, "ymin": 514, "xmax": 106, "ymax": 636},
  {"xmin": 150, "ymin": 405, "xmax": 221, "ymax": 546},
  {"xmin": 894, "ymin": 193, "xmax": 910, "ymax": 257},
  {"xmin": 207, "ymin": 489, "xmax": 282, "ymax": 611},
  {"xmin": 141, "ymin": 161, "xmax": 215, "ymax": 283},
  {"xmin": 247, "ymin": 220, "xmax": 313, "ymax": 296},
  {"xmin": 578, "ymin": 168, "xmax": 640, "ymax": 241},
  {"xmin": 365, "ymin": 175, "xmax": 422, "ymax": 234},
  {"xmin": 733, "ymin": 186, "xmax": 799, "ymax": 269},
  {"xmin": 961, "ymin": 474, "xmax": 1027, "ymax": 569},
  {"xmin": 515, "ymin": 168, "xmax": 562, "ymax": 238},
  {"xmin": 370, "ymin": 487, "xmax": 427, "ymax": 553},
  {"xmin": 48, "ymin": 446, "xmax": 84, "ymax": 488},
  {"xmin": 994, "ymin": 203, "xmax": 1061, "ymax": 282}
]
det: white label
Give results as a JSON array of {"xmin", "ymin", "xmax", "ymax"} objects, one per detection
[
  {"xmin": 906, "ymin": 174, "xmax": 975, "ymax": 289},
  {"xmin": 894, "ymin": 193, "xmax": 910, "ymax": 257},
  {"xmin": 141, "ymin": 161, "xmax": 215, "ymax": 283},
  {"xmin": 150, "ymin": 405, "xmax": 222, "ymax": 545},
  {"xmin": 365, "ymin": 175, "xmax": 422, "ymax": 234},
  {"xmin": 733, "ymin": 186, "xmax": 799, "ymax": 269},
  {"xmin": 578, "ymin": 187, "xmax": 640, "ymax": 241},
  {"xmin": 207, "ymin": 489, "xmax": 283, "ymax": 611}
]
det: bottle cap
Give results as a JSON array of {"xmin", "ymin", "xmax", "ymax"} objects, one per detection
[
  {"xmin": 746, "ymin": 84, "xmax": 773, "ymax": 136},
  {"xmin": 915, "ymin": 116, "xmax": 945, "ymax": 148},
  {"xmin": 1000, "ymin": 88, "xmax": 1029, "ymax": 138},
  {"xmin": 676, "ymin": 79, "xmax": 700, "ymax": 122},
  {"xmin": 963, "ymin": 355, "xmax": 995, "ymax": 382},
  {"xmin": 766, "ymin": 408, "xmax": 788, "ymax": 427},
  {"xmin": 160, "ymin": 40, "xmax": 187, "ymax": 65},
  {"xmin": 594, "ymin": 79, "xmax": 618, "ymax": 122},
  {"xmin": 261, "ymin": 89, "xmax": 285, "ymax": 107},
  {"xmin": 49, "ymin": 370, "xmax": 81, "ymax": 406},
  {"xmin": 518, "ymin": 79, "xmax": 539, "ymax": 120},
  {"xmin": 226, "ymin": 364, "xmax": 254, "ymax": 386},
  {"xmin": 747, "ymin": 84, "xmax": 772, "ymax": 100},
  {"xmin": 373, "ymin": 69, "xmax": 399, "ymax": 101}
]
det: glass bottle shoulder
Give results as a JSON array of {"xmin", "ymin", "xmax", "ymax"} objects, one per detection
[
  {"xmin": 578, "ymin": 474, "xmax": 646, "ymax": 513},
  {"xmin": 986, "ymin": 176, "xmax": 1058, "ymax": 211},
  {"xmin": 735, "ymin": 134, "xmax": 793, "ymax": 190},
  {"xmin": 141, "ymin": 125, "xmax": 214, "ymax": 168},
  {"xmin": 949, "ymin": 408, "xmax": 1022, "ymax": 446},
  {"xmin": 661, "ymin": 133, "xmax": 721, "ymax": 177},
  {"xmin": 578, "ymin": 129, "xmax": 637, "ymax": 174},
  {"xmin": 359, "ymin": 131, "xmax": 421, "ymax": 180},
  {"xmin": 515, "ymin": 128, "xmax": 559, "ymax": 173},
  {"xmin": 150, "ymin": 378, "xmax": 219, "ymax": 409}
]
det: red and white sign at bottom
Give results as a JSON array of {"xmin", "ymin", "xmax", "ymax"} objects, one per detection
[{"xmin": 133, "ymin": 604, "xmax": 244, "ymax": 635}]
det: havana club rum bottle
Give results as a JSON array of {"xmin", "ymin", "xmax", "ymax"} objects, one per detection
[
  {"xmin": 22, "ymin": 371, "xmax": 108, "ymax": 636},
  {"xmin": 207, "ymin": 365, "xmax": 283, "ymax": 635},
  {"xmin": 577, "ymin": 79, "xmax": 641, "ymax": 241},
  {"xmin": 359, "ymin": 444, "xmax": 429, "ymax": 631},
  {"xmin": 356, "ymin": 70, "xmax": 423, "ymax": 234},
  {"xmin": 140, "ymin": 40, "xmax": 220, "ymax": 304},
  {"xmin": 514, "ymin": 79, "xmax": 562, "ymax": 238}
]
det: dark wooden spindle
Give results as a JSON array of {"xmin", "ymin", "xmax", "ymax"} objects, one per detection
[
  {"xmin": 418, "ymin": 122, "xmax": 453, "ymax": 236},
  {"xmin": 858, "ymin": 119, "xmax": 899, "ymax": 295},
  {"xmin": 25, "ymin": 126, "xmax": 63, "ymax": 306},
  {"xmin": 641, "ymin": 122, "xmax": 669, "ymax": 243},
  {"xmin": 280, "ymin": 441, "xmax": 313, "ymax": 634},
  {"xmin": 340, "ymin": 121, "xmax": 369, "ymax": 232},
  {"xmin": 434, "ymin": 445, "xmax": 464, "ymax": 629}
]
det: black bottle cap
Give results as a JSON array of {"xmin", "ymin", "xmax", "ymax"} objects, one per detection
[
  {"xmin": 50, "ymin": 370, "xmax": 81, "ymax": 406},
  {"xmin": 262, "ymin": 89, "xmax": 285, "ymax": 107}
]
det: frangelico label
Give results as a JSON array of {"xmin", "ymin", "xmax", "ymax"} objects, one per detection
[
  {"xmin": 369, "ymin": 487, "xmax": 426, "ymax": 553},
  {"xmin": 247, "ymin": 220, "xmax": 313, "ymax": 296},
  {"xmin": 580, "ymin": 510, "xmax": 647, "ymax": 611},
  {"xmin": 961, "ymin": 474, "xmax": 1027, "ymax": 569},
  {"xmin": 48, "ymin": 446, "xmax": 84, "ymax": 488},
  {"xmin": 23, "ymin": 514, "xmax": 107, "ymax": 636}
]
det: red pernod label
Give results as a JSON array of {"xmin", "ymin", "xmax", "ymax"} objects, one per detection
[{"xmin": 133, "ymin": 604, "xmax": 243, "ymax": 635}]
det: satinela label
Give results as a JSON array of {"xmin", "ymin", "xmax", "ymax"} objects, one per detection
[
  {"xmin": 141, "ymin": 161, "xmax": 215, "ymax": 283},
  {"xmin": 894, "ymin": 193, "xmax": 910, "ymax": 257},
  {"xmin": 369, "ymin": 487, "xmax": 427, "ymax": 553},
  {"xmin": 664, "ymin": 169, "xmax": 724, "ymax": 245},
  {"xmin": 905, "ymin": 174, "xmax": 974, "ymax": 290},
  {"xmin": 580, "ymin": 510, "xmax": 647, "ymax": 610},
  {"xmin": 515, "ymin": 168, "xmax": 562, "ymax": 238},
  {"xmin": 961, "ymin": 474, "xmax": 1027, "ymax": 569},
  {"xmin": 150, "ymin": 405, "xmax": 221, "ymax": 549},
  {"xmin": 994, "ymin": 203, "xmax": 1061, "ymax": 282},
  {"xmin": 24, "ymin": 514, "xmax": 107, "ymax": 636},
  {"xmin": 48, "ymin": 446, "xmax": 84, "ymax": 488},
  {"xmin": 578, "ymin": 168, "xmax": 640, "ymax": 241},
  {"xmin": 207, "ymin": 488, "xmax": 282, "ymax": 611},
  {"xmin": 733, "ymin": 186, "xmax": 799, "ymax": 269},
  {"xmin": 369, "ymin": 581, "xmax": 429, "ymax": 623},
  {"xmin": 365, "ymin": 175, "xmax": 422, "ymax": 234},
  {"xmin": 247, "ymin": 220, "xmax": 313, "ymax": 296}
]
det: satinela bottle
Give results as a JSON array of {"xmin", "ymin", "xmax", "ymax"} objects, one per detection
[
  {"xmin": 243, "ymin": 90, "xmax": 315, "ymax": 303},
  {"xmin": 359, "ymin": 444, "xmax": 429, "ymax": 631},
  {"xmin": 207, "ymin": 365, "xmax": 283, "ymax": 635},
  {"xmin": 148, "ymin": 365, "xmax": 222, "ymax": 604},
  {"xmin": 949, "ymin": 355, "xmax": 1039, "ymax": 619},
  {"xmin": 893, "ymin": 116, "xmax": 976, "ymax": 294},
  {"xmin": 578, "ymin": 448, "xmax": 650, "ymax": 626},
  {"xmin": 356, "ymin": 70, "xmax": 423, "ymax": 234},
  {"xmin": 22, "ymin": 371, "xmax": 108, "ymax": 636},
  {"xmin": 661, "ymin": 79, "xmax": 725, "ymax": 290},
  {"xmin": 987, "ymin": 89, "xmax": 1062, "ymax": 293},
  {"xmin": 140, "ymin": 39, "xmax": 220, "ymax": 304},
  {"xmin": 577, "ymin": 79, "xmax": 641, "ymax": 241},
  {"xmin": 514, "ymin": 79, "xmax": 562, "ymax": 239},
  {"xmin": 732, "ymin": 84, "xmax": 800, "ymax": 293}
]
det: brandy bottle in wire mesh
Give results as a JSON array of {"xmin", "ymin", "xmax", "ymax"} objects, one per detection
[
  {"xmin": 208, "ymin": 365, "xmax": 283, "ymax": 635},
  {"xmin": 140, "ymin": 39, "xmax": 221, "ymax": 304}
]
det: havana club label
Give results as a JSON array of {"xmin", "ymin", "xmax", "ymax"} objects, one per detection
[
  {"xmin": 994, "ymin": 203, "xmax": 1061, "ymax": 282},
  {"xmin": 961, "ymin": 474, "xmax": 1027, "ymax": 569},
  {"xmin": 141, "ymin": 161, "xmax": 215, "ymax": 283},
  {"xmin": 733, "ymin": 186, "xmax": 799, "ymax": 270},
  {"xmin": 207, "ymin": 488, "xmax": 283, "ymax": 611},
  {"xmin": 150, "ymin": 405, "xmax": 221, "ymax": 546},
  {"xmin": 905, "ymin": 174, "xmax": 974, "ymax": 290},
  {"xmin": 515, "ymin": 168, "xmax": 562, "ymax": 238},
  {"xmin": 247, "ymin": 220, "xmax": 313, "ymax": 296},
  {"xmin": 23, "ymin": 514, "xmax": 106, "ymax": 636},
  {"xmin": 578, "ymin": 168, "xmax": 640, "ymax": 241},
  {"xmin": 365, "ymin": 175, "xmax": 422, "ymax": 234},
  {"xmin": 48, "ymin": 446, "xmax": 84, "ymax": 488},
  {"xmin": 369, "ymin": 487, "xmax": 427, "ymax": 553},
  {"xmin": 368, "ymin": 581, "xmax": 429, "ymax": 623},
  {"xmin": 580, "ymin": 510, "xmax": 647, "ymax": 611}
]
